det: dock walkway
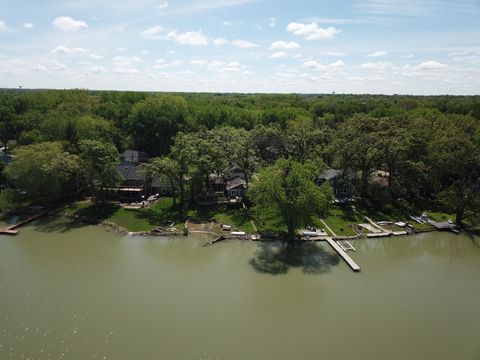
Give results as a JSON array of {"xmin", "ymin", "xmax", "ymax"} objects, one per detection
[
  {"xmin": 0, "ymin": 211, "xmax": 47, "ymax": 235},
  {"xmin": 325, "ymin": 237, "xmax": 361, "ymax": 272}
]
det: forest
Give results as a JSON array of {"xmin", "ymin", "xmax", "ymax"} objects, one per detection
[{"xmin": 0, "ymin": 89, "xmax": 479, "ymax": 232}]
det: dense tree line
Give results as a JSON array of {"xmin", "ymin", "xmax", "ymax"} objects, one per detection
[{"xmin": 0, "ymin": 89, "xmax": 479, "ymax": 226}]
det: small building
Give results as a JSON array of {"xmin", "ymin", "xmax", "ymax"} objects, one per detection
[{"xmin": 225, "ymin": 177, "xmax": 247, "ymax": 198}]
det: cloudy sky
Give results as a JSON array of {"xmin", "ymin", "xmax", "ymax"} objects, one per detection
[{"xmin": 1, "ymin": 0, "xmax": 479, "ymax": 94}]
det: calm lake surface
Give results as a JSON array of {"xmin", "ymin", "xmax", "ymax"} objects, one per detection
[{"xmin": 1, "ymin": 216, "xmax": 480, "ymax": 360}]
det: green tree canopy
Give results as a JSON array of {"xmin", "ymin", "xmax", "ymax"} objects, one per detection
[
  {"xmin": 127, "ymin": 95, "xmax": 188, "ymax": 156},
  {"xmin": 4, "ymin": 142, "xmax": 81, "ymax": 202},
  {"xmin": 78, "ymin": 140, "xmax": 121, "ymax": 202},
  {"xmin": 248, "ymin": 158, "xmax": 332, "ymax": 238}
]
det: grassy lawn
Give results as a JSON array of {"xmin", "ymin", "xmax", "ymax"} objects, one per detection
[
  {"xmin": 252, "ymin": 206, "xmax": 287, "ymax": 234},
  {"xmin": 428, "ymin": 211, "xmax": 455, "ymax": 222},
  {"xmin": 320, "ymin": 206, "xmax": 362, "ymax": 236},
  {"xmin": 64, "ymin": 198, "xmax": 181, "ymax": 232},
  {"xmin": 64, "ymin": 199, "xmax": 255, "ymax": 233},
  {"xmin": 186, "ymin": 205, "xmax": 255, "ymax": 233}
]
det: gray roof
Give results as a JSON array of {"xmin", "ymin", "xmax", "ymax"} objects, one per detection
[
  {"xmin": 225, "ymin": 177, "xmax": 246, "ymax": 191},
  {"xmin": 118, "ymin": 164, "xmax": 143, "ymax": 181},
  {"xmin": 121, "ymin": 150, "xmax": 146, "ymax": 164},
  {"xmin": 318, "ymin": 169, "xmax": 342, "ymax": 181}
]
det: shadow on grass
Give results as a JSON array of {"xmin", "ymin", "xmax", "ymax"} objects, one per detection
[
  {"xmin": 33, "ymin": 215, "xmax": 87, "ymax": 233},
  {"xmin": 71, "ymin": 202, "xmax": 121, "ymax": 224},
  {"xmin": 129, "ymin": 207, "xmax": 180, "ymax": 226},
  {"xmin": 249, "ymin": 241, "xmax": 340, "ymax": 275}
]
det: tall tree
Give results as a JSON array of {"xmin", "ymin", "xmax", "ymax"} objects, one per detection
[
  {"xmin": 4, "ymin": 142, "xmax": 81, "ymax": 202},
  {"xmin": 78, "ymin": 140, "xmax": 121, "ymax": 203},
  {"xmin": 127, "ymin": 95, "xmax": 188, "ymax": 156},
  {"xmin": 248, "ymin": 158, "xmax": 332, "ymax": 238},
  {"xmin": 428, "ymin": 115, "xmax": 480, "ymax": 225}
]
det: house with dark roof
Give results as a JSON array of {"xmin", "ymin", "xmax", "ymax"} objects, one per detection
[
  {"xmin": 116, "ymin": 163, "xmax": 173, "ymax": 201},
  {"xmin": 224, "ymin": 164, "xmax": 245, "ymax": 181},
  {"xmin": 121, "ymin": 150, "xmax": 147, "ymax": 166},
  {"xmin": 117, "ymin": 164, "xmax": 144, "ymax": 200},
  {"xmin": 225, "ymin": 177, "xmax": 247, "ymax": 198},
  {"xmin": 317, "ymin": 168, "xmax": 353, "ymax": 199}
]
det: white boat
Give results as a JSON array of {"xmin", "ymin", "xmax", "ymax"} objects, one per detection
[{"xmin": 231, "ymin": 231, "xmax": 246, "ymax": 236}]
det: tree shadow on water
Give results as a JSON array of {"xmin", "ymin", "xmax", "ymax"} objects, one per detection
[{"xmin": 249, "ymin": 242, "xmax": 340, "ymax": 275}]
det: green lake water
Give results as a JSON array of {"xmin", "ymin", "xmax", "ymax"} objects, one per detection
[{"xmin": 1, "ymin": 216, "xmax": 480, "ymax": 359}]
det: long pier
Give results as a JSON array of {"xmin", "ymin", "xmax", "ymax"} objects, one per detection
[
  {"xmin": 0, "ymin": 211, "xmax": 47, "ymax": 235},
  {"xmin": 325, "ymin": 237, "xmax": 361, "ymax": 272}
]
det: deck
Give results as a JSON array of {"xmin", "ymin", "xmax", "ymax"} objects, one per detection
[
  {"xmin": 325, "ymin": 237, "xmax": 361, "ymax": 272},
  {"xmin": 0, "ymin": 211, "xmax": 47, "ymax": 235}
]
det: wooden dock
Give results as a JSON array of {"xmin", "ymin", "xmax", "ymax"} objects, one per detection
[
  {"xmin": 325, "ymin": 237, "xmax": 360, "ymax": 272},
  {"xmin": 427, "ymin": 219, "xmax": 460, "ymax": 234},
  {"xmin": 0, "ymin": 211, "xmax": 47, "ymax": 235}
]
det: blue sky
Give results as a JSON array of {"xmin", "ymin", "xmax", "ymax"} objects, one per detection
[{"xmin": 1, "ymin": 0, "xmax": 479, "ymax": 94}]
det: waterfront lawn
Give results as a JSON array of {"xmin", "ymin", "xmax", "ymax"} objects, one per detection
[
  {"xmin": 64, "ymin": 198, "xmax": 181, "ymax": 232},
  {"xmin": 65, "ymin": 199, "xmax": 255, "ymax": 233},
  {"xmin": 320, "ymin": 206, "xmax": 362, "ymax": 236},
  {"xmin": 186, "ymin": 206, "xmax": 255, "ymax": 233},
  {"xmin": 253, "ymin": 206, "xmax": 287, "ymax": 234}
]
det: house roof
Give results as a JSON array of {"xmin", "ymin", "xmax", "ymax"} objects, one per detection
[
  {"xmin": 118, "ymin": 164, "xmax": 143, "ymax": 181},
  {"xmin": 225, "ymin": 177, "xmax": 246, "ymax": 191},
  {"xmin": 227, "ymin": 164, "xmax": 243, "ymax": 173},
  {"xmin": 121, "ymin": 150, "xmax": 146, "ymax": 164},
  {"xmin": 318, "ymin": 168, "xmax": 342, "ymax": 181}
]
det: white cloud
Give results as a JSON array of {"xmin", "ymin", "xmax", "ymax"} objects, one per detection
[
  {"xmin": 360, "ymin": 61, "xmax": 393, "ymax": 70},
  {"xmin": 222, "ymin": 21, "xmax": 233, "ymax": 26},
  {"xmin": 269, "ymin": 17, "xmax": 276, "ymax": 27},
  {"xmin": 141, "ymin": 25, "xmax": 164, "ymax": 38},
  {"xmin": 23, "ymin": 22, "xmax": 33, "ymax": 29},
  {"xmin": 322, "ymin": 51, "xmax": 346, "ymax": 56},
  {"xmin": 52, "ymin": 46, "xmax": 88, "ymax": 54},
  {"xmin": 213, "ymin": 38, "xmax": 229, "ymax": 46},
  {"xmin": 167, "ymin": 30, "xmax": 209, "ymax": 45},
  {"xmin": 89, "ymin": 66, "xmax": 107, "ymax": 74},
  {"xmin": 90, "ymin": 54, "xmax": 104, "ymax": 59},
  {"xmin": 231, "ymin": 39, "xmax": 259, "ymax": 48},
  {"xmin": 269, "ymin": 41, "xmax": 300, "ymax": 50},
  {"xmin": 329, "ymin": 60, "xmax": 345, "ymax": 68},
  {"xmin": 402, "ymin": 54, "xmax": 415, "ymax": 58},
  {"xmin": 190, "ymin": 59, "xmax": 208, "ymax": 66},
  {"xmin": 418, "ymin": 61, "xmax": 447, "ymax": 70},
  {"xmin": 116, "ymin": 47, "xmax": 127, "ymax": 52},
  {"xmin": 367, "ymin": 51, "xmax": 387, "ymax": 57},
  {"xmin": 113, "ymin": 56, "xmax": 143, "ymax": 67},
  {"xmin": 52, "ymin": 16, "xmax": 88, "ymax": 32},
  {"xmin": 154, "ymin": 2, "xmax": 169, "ymax": 9},
  {"xmin": 303, "ymin": 60, "xmax": 325, "ymax": 69},
  {"xmin": 154, "ymin": 59, "xmax": 184, "ymax": 69},
  {"xmin": 286, "ymin": 22, "xmax": 339, "ymax": 40},
  {"xmin": 271, "ymin": 52, "xmax": 287, "ymax": 59},
  {"xmin": 0, "ymin": 20, "xmax": 14, "ymax": 33},
  {"xmin": 114, "ymin": 68, "xmax": 139, "ymax": 75}
]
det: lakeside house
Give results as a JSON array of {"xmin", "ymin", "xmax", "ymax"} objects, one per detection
[
  {"xmin": 121, "ymin": 149, "xmax": 147, "ymax": 166},
  {"xmin": 116, "ymin": 149, "xmax": 172, "ymax": 201},
  {"xmin": 317, "ymin": 168, "xmax": 354, "ymax": 199},
  {"xmin": 225, "ymin": 177, "xmax": 247, "ymax": 198},
  {"xmin": 224, "ymin": 164, "xmax": 245, "ymax": 181}
]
